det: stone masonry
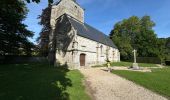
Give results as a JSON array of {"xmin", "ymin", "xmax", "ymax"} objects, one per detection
[{"xmin": 48, "ymin": 0, "xmax": 120, "ymax": 68}]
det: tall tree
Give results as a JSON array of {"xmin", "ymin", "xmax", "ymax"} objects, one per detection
[
  {"xmin": 37, "ymin": 6, "xmax": 52, "ymax": 57},
  {"xmin": 110, "ymin": 15, "xmax": 159, "ymax": 60},
  {"xmin": 134, "ymin": 16, "xmax": 158, "ymax": 57},
  {"xmin": 0, "ymin": 0, "xmax": 34, "ymax": 55},
  {"xmin": 110, "ymin": 16, "xmax": 141, "ymax": 60}
]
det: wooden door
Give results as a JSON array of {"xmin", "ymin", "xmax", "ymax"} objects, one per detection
[{"xmin": 80, "ymin": 54, "xmax": 85, "ymax": 66}]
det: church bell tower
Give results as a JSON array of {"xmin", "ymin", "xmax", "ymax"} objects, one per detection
[{"xmin": 50, "ymin": 0, "xmax": 84, "ymax": 28}]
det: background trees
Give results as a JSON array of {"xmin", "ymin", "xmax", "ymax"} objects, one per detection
[
  {"xmin": 165, "ymin": 37, "xmax": 170, "ymax": 60},
  {"xmin": 0, "ymin": 0, "xmax": 34, "ymax": 56},
  {"xmin": 110, "ymin": 15, "xmax": 169, "ymax": 62},
  {"xmin": 0, "ymin": 0, "xmax": 54, "ymax": 56}
]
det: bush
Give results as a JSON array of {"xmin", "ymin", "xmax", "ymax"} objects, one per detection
[
  {"xmin": 165, "ymin": 61, "xmax": 170, "ymax": 66},
  {"xmin": 0, "ymin": 55, "xmax": 48, "ymax": 64}
]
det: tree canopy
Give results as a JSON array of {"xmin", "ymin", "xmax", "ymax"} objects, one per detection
[
  {"xmin": 110, "ymin": 15, "xmax": 168, "ymax": 61},
  {"xmin": 0, "ymin": 0, "xmax": 34, "ymax": 55}
]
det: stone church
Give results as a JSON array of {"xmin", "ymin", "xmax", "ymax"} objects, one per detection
[{"xmin": 48, "ymin": 0, "xmax": 120, "ymax": 68}]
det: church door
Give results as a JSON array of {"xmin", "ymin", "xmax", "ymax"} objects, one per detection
[{"xmin": 80, "ymin": 54, "xmax": 86, "ymax": 66}]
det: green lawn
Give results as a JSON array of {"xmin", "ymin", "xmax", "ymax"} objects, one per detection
[
  {"xmin": 111, "ymin": 61, "xmax": 159, "ymax": 67},
  {"xmin": 92, "ymin": 61, "xmax": 159, "ymax": 68},
  {"xmin": 0, "ymin": 63, "xmax": 90, "ymax": 100},
  {"xmin": 112, "ymin": 68, "xmax": 170, "ymax": 99}
]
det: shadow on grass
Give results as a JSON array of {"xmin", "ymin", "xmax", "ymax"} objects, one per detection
[
  {"xmin": 0, "ymin": 63, "xmax": 72, "ymax": 100},
  {"xmin": 50, "ymin": 63, "xmax": 72, "ymax": 100}
]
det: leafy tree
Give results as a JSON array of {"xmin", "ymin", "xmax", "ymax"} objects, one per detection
[
  {"xmin": 166, "ymin": 37, "xmax": 170, "ymax": 49},
  {"xmin": 135, "ymin": 16, "xmax": 158, "ymax": 57},
  {"xmin": 165, "ymin": 37, "xmax": 170, "ymax": 60},
  {"xmin": 110, "ymin": 16, "xmax": 141, "ymax": 60},
  {"xmin": 110, "ymin": 20, "xmax": 134, "ymax": 60},
  {"xmin": 156, "ymin": 37, "xmax": 170, "ymax": 62},
  {"xmin": 0, "ymin": 0, "xmax": 34, "ymax": 56},
  {"xmin": 156, "ymin": 38, "xmax": 166, "ymax": 63},
  {"xmin": 110, "ymin": 15, "xmax": 160, "ymax": 61}
]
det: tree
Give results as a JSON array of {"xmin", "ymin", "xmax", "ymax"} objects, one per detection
[
  {"xmin": 25, "ymin": 0, "xmax": 77, "ymax": 4},
  {"xmin": 110, "ymin": 16, "xmax": 141, "ymax": 60},
  {"xmin": 110, "ymin": 20, "xmax": 134, "ymax": 60},
  {"xmin": 37, "ymin": 6, "xmax": 52, "ymax": 57},
  {"xmin": 110, "ymin": 15, "xmax": 159, "ymax": 61},
  {"xmin": 134, "ymin": 16, "xmax": 158, "ymax": 57},
  {"xmin": 0, "ymin": 0, "xmax": 34, "ymax": 56},
  {"xmin": 25, "ymin": 0, "xmax": 53, "ymax": 4},
  {"xmin": 165, "ymin": 37, "xmax": 170, "ymax": 60},
  {"xmin": 156, "ymin": 38, "xmax": 166, "ymax": 63}
]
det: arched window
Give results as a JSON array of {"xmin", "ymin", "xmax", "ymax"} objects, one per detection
[
  {"xmin": 113, "ymin": 51, "xmax": 115, "ymax": 60},
  {"xmin": 100, "ymin": 45, "xmax": 103, "ymax": 55}
]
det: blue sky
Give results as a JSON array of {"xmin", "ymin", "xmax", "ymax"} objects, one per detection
[{"xmin": 24, "ymin": 0, "xmax": 170, "ymax": 43}]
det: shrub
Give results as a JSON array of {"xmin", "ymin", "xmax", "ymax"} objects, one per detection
[
  {"xmin": 136, "ymin": 57, "xmax": 161, "ymax": 64},
  {"xmin": 165, "ymin": 61, "xmax": 170, "ymax": 66}
]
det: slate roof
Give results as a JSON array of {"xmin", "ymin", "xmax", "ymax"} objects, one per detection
[{"xmin": 66, "ymin": 15, "xmax": 117, "ymax": 48}]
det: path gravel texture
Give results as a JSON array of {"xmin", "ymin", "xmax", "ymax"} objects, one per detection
[{"xmin": 80, "ymin": 68, "xmax": 167, "ymax": 100}]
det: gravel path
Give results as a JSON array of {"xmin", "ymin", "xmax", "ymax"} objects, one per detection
[{"xmin": 80, "ymin": 68, "xmax": 167, "ymax": 100}]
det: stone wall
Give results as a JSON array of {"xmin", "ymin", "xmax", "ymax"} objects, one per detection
[
  {"xmin": 50, "ymin": 0, "xmax": 84, "ymax": 28},
  {"xmin": 74, "ymin": 35, "xmax": 120, "ymax": 67},
  {"xmin": 53, "ymin": 27, "xmax": 120, "ymax": 68}
]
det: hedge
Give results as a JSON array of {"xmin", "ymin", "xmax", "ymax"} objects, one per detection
[
  {"xmin": 0, "ymin": 55, "xmax": 48, "ymax": 64},
  {"xmin": 165, "ymin": 61, "xmax": 170, "ymax": 66},
  {"xmin": 136, "ymin": 57, "xmax": 161, "ymax": 64}
]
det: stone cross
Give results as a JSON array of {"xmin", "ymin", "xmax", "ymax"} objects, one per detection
[{"xmin": 132, "ymin": 49, "xmax": 137, "ymax": 63}]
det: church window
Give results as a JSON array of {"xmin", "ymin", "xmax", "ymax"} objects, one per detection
[
  {"xmin": 113, "ymin": 51, "xmax": 115, "ymax": 59},
  {"xmin": 72, "ymin": 42, "xmax": 75, "ymax": 48},
  {"xmin": 100, "ymin": 45, "xmax": 103, "ymax": 55},
  {"xmin": 81, "ymin": 45, "xmax": 86, "ymax": 47},
  {"xmin": 81, "ymin": 45, "xmax": 86, "ymax": 50}
]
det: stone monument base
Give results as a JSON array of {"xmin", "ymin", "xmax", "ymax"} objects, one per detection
[{"xmin": 132, "ymin": 63, "xmax": 140, "ymax": 70}]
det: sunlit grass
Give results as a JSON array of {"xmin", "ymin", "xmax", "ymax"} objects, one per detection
[
  {"xmin": 111, "ymin": 61, "xmax": 159, "ymax": 67},
  {"xmin": 112, "ymin": 68, "xmax": 170, "ymax": 99},
  {"xmin": 92, "ymin": 61, "xmax": 159, "ymax": 67}
]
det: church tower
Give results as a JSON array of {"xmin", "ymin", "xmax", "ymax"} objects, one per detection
[{"xmin": 50, "ymin": 0, "xmax": 84, "ymax": 28}]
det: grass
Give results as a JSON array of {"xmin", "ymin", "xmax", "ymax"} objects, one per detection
[
  {"xmin": 112, "ymin": 68, "xmax": 170, "ymax": 99},
  {"xmin": 92, "ymin": 61, "xmax": 159, "ymax": 68},
  {"xmin": 110, "ymin": 61, "xmax": 159, "ymax": 67},
  {"xmin": 0, "ymin": 63, "xmax": 90, "ymax": 100}
]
